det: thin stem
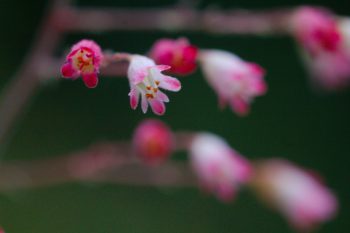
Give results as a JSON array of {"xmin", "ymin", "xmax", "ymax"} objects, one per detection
[
  {"xmin": 0, "ymin": 136, "xmax": 196, "ymax": 192},
  {"xmin": 0, "ymin": 0, "xmax": 68, "ymax": 148},
  {"xmin": 62, "ymin": 7, "xmax": 293, "ymax": 35}
]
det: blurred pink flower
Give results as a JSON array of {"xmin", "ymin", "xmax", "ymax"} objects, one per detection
[
  {"xmin": 253, "ymin": 159, "xmax": 338, "ymax": 231},
  {"xmin": 190, "ymin": 133, "xmax": 252, "ymax": 202},
  {"xmin": 61, "ymin": 39, "xmax": 103, "ymax": 88},
  {"xmin": 199, "ymin": 50, "xmax": 267, "ymax": 116},
  {"xmin": 290, "ymin": 7, "xmax": 341, "ymax": 55},
  {"xmin": 127, "ymin": 55, "xmax": 181, "ymax": 115},
  {"xmin": 149, "ymin": 38, "xmax": 198, "ymax": 75},
  {"xmin": 290, "ymin": 7, "xmax": 350, "ymax": 90},
  {"xmin": 133, "ymin": 119, "xmax": 174, "ymax": 165}
]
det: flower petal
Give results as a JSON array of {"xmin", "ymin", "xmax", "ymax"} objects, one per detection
[
  {"xmin": 141, "ymin": 95, "xmax": 148, "ymax": 113},
  {"xmin": 82, "ymin": 72, "xmax": 99, "ymax": 88},
  {"xmin": 155, "ymin": 65, "xmax": 171, "ymax": 72},
  {"xmin": 61, "ymin": 63, "xmax": 79, "ymax": 78},
  {"xmin": 131, "ymin": 70, "xmax": 148, "ymax": 85},
  {"xmin": 150, "ymin": 99, "xmax": 166, "ymax": 115},
  {"xmin": 129, "ymin": 88, "xmax": 139, "ymax": 109},
  {"xmin": 157, "ymin": 90, "xmax": 169, "ymax": 103},
  {"xmin": 230, "ymin": 97, "xmax": 250, "ymax": 116},
  {"xmin": 159, "ymin": 75, "xmax": 181, "ymax": 92}
]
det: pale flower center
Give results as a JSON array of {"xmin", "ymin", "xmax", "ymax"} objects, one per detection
[
  {"xmin": 137, "ymin": 73, "xmax": 160, "ymax": 99},
  {"xmin": 72, "ymin": 49, "xmax": 95, "ymax": 73}
]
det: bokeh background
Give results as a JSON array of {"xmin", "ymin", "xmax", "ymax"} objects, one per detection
[{"xmin": 0, "ymin": 0, "xmax": 349, "ymax": 232}]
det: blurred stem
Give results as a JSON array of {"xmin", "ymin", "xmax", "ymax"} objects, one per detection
[
  {"xmin": 0, "ymin": 133, "xmax": 196, "ymax": 192},
  {"xmin": 0, "ymin": 0, "xmax": 67, "ymax": 149},
  {"xmin": 63, "ymin": 7, "xmax": 293, "ymax": 35}
]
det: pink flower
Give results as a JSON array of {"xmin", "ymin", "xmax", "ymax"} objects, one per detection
[
  {"xmin": 290, "ymin": 7, "xmax": 341, "ymax": 55},
  {"xmin": 290, "ymin": 7, "xmax": 350, "ymax": 90},
  {"xmin": 199, "ymin": 50, "xmax": 267, "ymax": 116},
  {"xmin": 132, "ymin": 119, "xmax": 174, "ymax": 165},
  {"xmin": 61, "ymin": 39, "xmax": 103, "ymax": 88},
  {"xmin": 190, "ymin": 133, "xmax": 252, "ymax": 202},
  {"xmin": 127, "ymin": 55, "xmax": 181, "ymax": 115},
  {"xmin": 149, "ymin": 38, "xmax": 198, "ymax": 75},
  {"xmin": 253, "ymin": 159, "xmax": 338, "ymax": 231}
]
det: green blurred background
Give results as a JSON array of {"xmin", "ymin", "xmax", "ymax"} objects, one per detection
[{"xmin": 0, "ymin": 0, "xmax": 349, "ymax": 232}]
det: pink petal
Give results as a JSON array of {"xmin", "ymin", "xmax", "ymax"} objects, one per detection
[
  {"xmin": 82, "ymin": 72, "xmax": 99, "ymax": 88},
  {"xmin": 216, "ymin": 183, "xmax": 235, "ymax": 202},
  {"xmin": 61, "ymin": 63, "xmax": 79, "ymax": 78},
  {"xmin": 230, "ymin": 97, "xmax": 250, "ymax": 116},
  {"xmin": 155, "ymin": 65, "xmax": 171, "ymax": 72},
  {"xmin": 131, "ymin": 70, "xmax": 148, "ymax": 85},
  {"xmin": 253, "ymin": 81, "xmax": 268, "ymax": 95},
  {"xmin": 150, "ymin": 99, "xmax": 166, "ymax": 115},
  {"xmin": 159, "ymin": 75, "xmax": 181, "ymax": 91},
  {"xmin": 248, "ymin": 62, "xmax": 265, "ymax": 76},
  {"xmin": 128, "ymin": 88, "xmax": 139, "ymax": 109},
  {"xmin": 157, "ymin": 91, "xmax": 169, "ymax": 103},
  {"xmin": 141, "ymin": 95, "xmax": 148, "ymax": 113}
]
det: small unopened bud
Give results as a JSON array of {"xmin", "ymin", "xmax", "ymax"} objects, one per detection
[
  {"xmin": 149, "ymin": 37, "xmax": 198, "ymax": 75},
  {"xmin": 132, "ymin": 119, "xmax": 174, "ymax": 165}
]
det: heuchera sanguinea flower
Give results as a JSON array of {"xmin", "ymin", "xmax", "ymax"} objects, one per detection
[
  {"xmin": 149, "ymin": 38, "xmax": 198, "ymax": 75},
  {"xmin": 199, "ymin": 50, "xmax": 267, "ymax": 116},
  {"xmin": 132, "ymin": 119, "xmax": 174, "ymax": 165},
  {"xmin": 290, "ymin": 7, "xmax": 341, "ymax": 55},
  {"xmin": 290, "ymin": 7, "xmax": 350, "ymax": 90},
  {"xmin": 127, "ymin": 55, "xmax": 181, "ymax": 115},
  {"xmin": 253, "ymin": 159, "xmax": 338, "ymax": 231},
  {"xmin": 61, "ymin": 39, "xmax": 103, "ymax": 88},
  {"xmin": 190, "ymin": 133, "xmax": 252, "ymax": 202}
]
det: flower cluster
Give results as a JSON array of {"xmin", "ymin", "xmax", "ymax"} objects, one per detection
[
  {"xmin": 61, "ymin": 38, "xmax": 267, "ymax": 116},
  {"xmin": 131, "ymin": 119, "xmax": 338, "ymax": 230},
  {"xmin": 56, "ymin": 5, "xmax": 343, "ymax": 231}
]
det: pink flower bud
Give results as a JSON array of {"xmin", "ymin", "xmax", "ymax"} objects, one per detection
[
  {"xmin": 253, "ymin": 159, "xmax": 338, "ymax": 231},
  {"xmin": 290, "ymin": 7, "xmax": 341, "ymax": 55},
  {"xmin": 199, "ymin": 50, "xmax": 267, "ymax": 116},
  {"xmin": 290, "ymin": 7, "xmax": 350, "ymax": 90},
  {"xmin": 132, "ymin": 119, "xmax": 174, "ymax": 165},
  {"xmin": 149, "ymin": 38, "xmax": 198, "ymax": 75},
  {"xmin": 190, "ymin": 133, "xmax": 252, "ymax": 202},
  {"xmin": 127, "ymin": 55, "xmax": 181, "ymax": 115},
  {"xmin": 61, "ymin": 39, "xmax": 103, "ymax": 88}
]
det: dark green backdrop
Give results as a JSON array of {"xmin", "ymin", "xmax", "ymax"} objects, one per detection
[{"xmin": 0, "ymin": 0, "xmax": 349, "ymax": 232}]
